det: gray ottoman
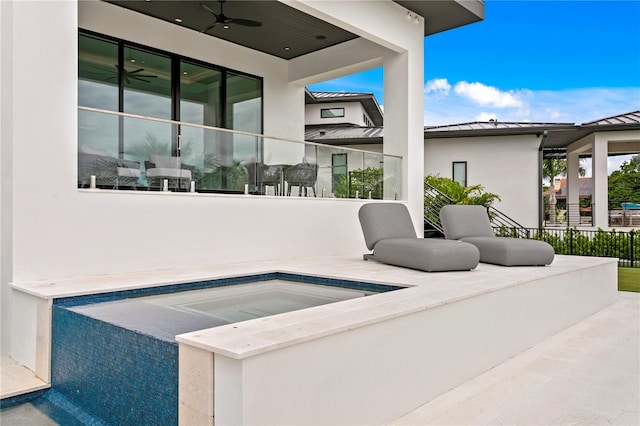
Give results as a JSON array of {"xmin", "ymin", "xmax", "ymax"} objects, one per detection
[
  {"xmin": 461, "ymin": 236, "xmax": 555, "ymax": 266},
  {"xmin": 440, "ymin": 205, "xmax": 555, "ymax": 266},
  {"xmin": 372, "ymin": 237, "xmax": 480, "ymax": 272}
]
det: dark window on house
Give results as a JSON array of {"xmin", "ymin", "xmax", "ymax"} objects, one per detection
[
  {"xmin": 321, "ymin": 108, "xmax": 345, "ymax": 118},
  {"xmin": 332, "ymin": 153, "xmax": 347, "ymax": 192},
  {"xmin": 452, "ymin": 161, "xmax": 467, "ymax": 187}
]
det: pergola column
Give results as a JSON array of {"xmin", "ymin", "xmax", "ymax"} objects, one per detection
[
  {"xmin": 592, "ymin": 135, "xmax": 609, "ymax": 229},
  {"xmin": 566, "ymin": 150, "xmax": 581, "ymax": 226}
]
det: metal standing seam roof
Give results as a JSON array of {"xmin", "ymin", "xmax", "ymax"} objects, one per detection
[
  {"xmin": 304, "ymin": 108, "xmax": 640, "ymax": 149},
  {"xmin": 582, "ymin": 110, "xmax": 640, "ymax": 126},
  {"xmin": 305, "ymin": 126, "xmax": 384, "ymax": 144},
  {"xmin": 424, "ymin": 121, "xmax": 575, "ymax": 132}
]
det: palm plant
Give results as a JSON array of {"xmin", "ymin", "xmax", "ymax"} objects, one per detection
[{"xmin": 424, "ymin": 175, "xmax": 500, "ymax": 207}]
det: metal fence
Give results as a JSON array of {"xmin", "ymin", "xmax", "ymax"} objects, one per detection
[{"xmin": 493, "ymin": 226, "xmax": 638, "ymax": 268}]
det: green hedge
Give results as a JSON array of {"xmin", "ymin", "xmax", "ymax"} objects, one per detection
[{"xmin": 495, "ymin": 227, "xmax": 638, "ymax": 267}]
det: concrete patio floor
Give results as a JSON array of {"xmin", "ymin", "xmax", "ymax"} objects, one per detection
[
  {"xmin": 1, "ymin": 254, "xmax": 638, "ymax": 425},
  {"xmin": 392, "ymin": 291, "xmax": 639, "ymax": 425}
]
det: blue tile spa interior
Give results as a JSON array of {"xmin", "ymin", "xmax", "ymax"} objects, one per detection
[{"xmin": 50, "ymin": 273, "xmax": 403, "ymax": 425}]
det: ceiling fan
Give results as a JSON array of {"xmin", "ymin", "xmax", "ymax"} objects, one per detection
[
  {"xmin": 200, "ymin": 1, "xmax": 262, "ymax": 32},
  {"xmin": 89, "ymin": 64, "xmax": 158, "ymax": 84}
]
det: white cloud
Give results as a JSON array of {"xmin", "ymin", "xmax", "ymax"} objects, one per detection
[
  {"xmin": 476, "ymin": 112, "xmax": 497, "ymax": 122},
  {"xmin": 453, "ymin": 81, "xmax": 525, "ymax": 108},
  {"xmin": 424, "ymin": 78, "xmax": 451, "ymax": 95},
  {"xmin": 425, "ymin": 83, "xmax": 640, "ymax": 126}
]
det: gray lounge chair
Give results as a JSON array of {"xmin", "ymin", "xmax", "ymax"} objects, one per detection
[
  {"xmin": 358, "ymin": 203, "xmax": 479, "ymax": 272},
  {"xmin": 439, "ymin": 205, "xmax": 555, "ymax": 266}
]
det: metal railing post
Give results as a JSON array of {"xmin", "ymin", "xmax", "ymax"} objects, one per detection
[
  {"xmin": 631, "ymin": 231, "xmax": 635, "ymax": 268},
  {"xmin": 569, "ymin": 228, "xmax": 574, "ymax": 255}
]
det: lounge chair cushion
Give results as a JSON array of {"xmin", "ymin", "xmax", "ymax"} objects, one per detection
[
  {"xmin": 373, "ymin": 238, "xmax": 480, "ymax": 272},
  {"xmin": 440, "ymin": 204, "xmax": 494, "ymax": 240},
  {"xmin": 461, "ymin": 236, "xmax": 555, "ymax": 266},
  {"xmin": 359, "ymin": 203, "xmax": 417, "ymax": 250},
  {"xmin": 440, "ymin": 204, "xmax": 555, "ymax": 266}
]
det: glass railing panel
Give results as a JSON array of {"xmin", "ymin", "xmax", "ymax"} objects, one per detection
[
  {"xmin": 78, "ymin": 107, "xmax": 402, "ymax": 198},
  {"xmin": 383, "ymin": 155, "xmax": 401, "ymax": 200},
  {"xmin": 78, "ymin": 108, "xmax": 120, "ymax": 189},
  {"xmin": 122, "ymin": 116, "xmax": 176, "ymax": 191},
  {"xmin": 190, "ymin": 125, "xmax": 258, "ymax": 193},
  {"xmin": 260, "ymin": 137, "xmax": 307, "ymax": 196},
  {"xmin": 361, "ymin": 152, "xmax": 384, "ymax": 200}
]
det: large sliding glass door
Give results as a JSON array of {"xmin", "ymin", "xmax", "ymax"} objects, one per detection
[
  {"xmin": 78, "ymin": 31, "xmax": 263, "ymax": 192},
  {"xmin": 78, "ymin": 35, "xmax": 123, "ymax": 188},
  {"xmin": 122, "ymin": 46, "xmax": 173, "ymax": 187},
  {"xmin": 179, "ymin": 60, "xmax": 224, "ymax": 190}
]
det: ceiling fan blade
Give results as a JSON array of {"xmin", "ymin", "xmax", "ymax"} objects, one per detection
[
  {"xmin": 128, "ymin": 68, "xmax": 146, "ymax": 74},
  {"xmin": 201, "ymin": 22, "xmax": 219, "ymax": 33},
  {"xmin": 227, "ymin": 18, "xmax": 262, "ymax": 27},
  {"xmin": 200, "ymin": 3, "xmax": 220, "ymax": 20}
]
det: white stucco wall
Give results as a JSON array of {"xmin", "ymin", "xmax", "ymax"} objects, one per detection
[
  {"xmin": 425, "ymin": 134, "xmax": 542, "ymax": 228},
  {"xmin": 1, "ymin": 1, "xmax": 425, "ymax": 360},
  {"xmin": 1, "ymin": 0, "xmax": 376, "ymax": 284},
  {"xmin": 305, "ymin": 102, "xmax": 372, "ymax": 126}
]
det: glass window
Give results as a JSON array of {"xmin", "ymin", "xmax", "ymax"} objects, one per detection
[
  {"xmin": 179, "ymin": 61, "xmax": 222, "ymax": 185},
  {"xmin": 332, "ymin": 153, "xmax": 347, "ymax": 192},
  {"xmin": 78, "ymin": 34, "xmax": 119, "ymax": 161},
  {"xmin": 78, "ymin": 31, "xmax": 263, "ymax": 192},
  {"xmin": 121, "ymin": 47, "xmax": 172, "ymax": 181},
  {"xmin": 453, "ymin": 161, "xmax": 467, "ymax": 187},
  {"xmin": 213, "ymin": 72, "xmax": 262, "ymax": 191},
  {"xmin": 321, "ymin": 108, "xmax": 345, "ymax": 118}
]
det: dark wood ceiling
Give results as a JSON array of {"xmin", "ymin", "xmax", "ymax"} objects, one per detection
[
  {"xmin": 106, "ymin": 1, "xmax": 359, "ymax": 60},
  {"xmin": 104, "ymin": 1, "xmax": 484, "ymax": 60}
]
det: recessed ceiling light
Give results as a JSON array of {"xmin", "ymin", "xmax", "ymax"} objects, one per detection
[
  {"xmin": 223, "ymin": 24, "xmax": 230, "ymax": 29},
  {"xmin": 130, "ymin": 59, "xmax": 136, "ymax": 63},
  {"xmin": 283, "ymin": 47, "xmax": 291, "ymax": 51},
  {"xmin": 174, "ymin": 18, "xmax": 182, "ymax": 23},
  {"xmin": 316, "ymin": 35, "xmax": 327, "ymax": 40}
]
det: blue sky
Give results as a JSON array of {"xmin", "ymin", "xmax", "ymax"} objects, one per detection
[{"xmin": 308, "ymin": 0, "xmax": 640, "ymax": 126}]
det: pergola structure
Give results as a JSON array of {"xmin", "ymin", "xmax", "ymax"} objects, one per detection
[{"xmin": 561, "ymin": 112, "xmax": 640, "ymax": 228}]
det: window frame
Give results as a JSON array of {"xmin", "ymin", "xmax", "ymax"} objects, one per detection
[
  {"xmin": 320, "ymin": 107, "xmax": 345, "ymax": 119},
  {"xmin": 452, "ymin": 161, "xmax": 467, "ymax": 187},
  {"xmin": 79, "ymin": 29, "xmax": 264, "ymax": 138}
]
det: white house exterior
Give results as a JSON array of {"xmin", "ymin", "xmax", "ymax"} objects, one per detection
[
  {"xmin": 1, "ymin": 0, "xmax": 484, "ymax": 380},
  {"xmin": 305, "ymin": 91, "xmax": 384, "ymax": 127},
  {"xmin": 424, "ymin": 133, "xmax": 543, "ymax": 227},
  {"xmin": 307, "ymin": 113, "xmax": 640, "ymax": 229},
  {"xmin": 426, "ymin": 115, "xmax": 640, "ymax": 229}
]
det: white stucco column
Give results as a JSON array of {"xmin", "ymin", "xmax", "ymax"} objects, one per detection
[
  {"xmin": 1, "ymin": 0, "xmax": 77, "ymax": 366},
  {"xmin": 383, "ymin": 46, "xmax": 424, "ymax": 233},
  {"xmin": 566, "ymin": 150, "xmax": 580, "ymax": 227},
  {"xmin": 0, "ymin": 0, "xmax": 14, "ymax": 354},
  {"xmin": 287, "ymin": 0, "xmax": 425, "ymax": 233},
  {"xmin": 592, "ymin": 135, "xmax": 609, "ymax": 229}
]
